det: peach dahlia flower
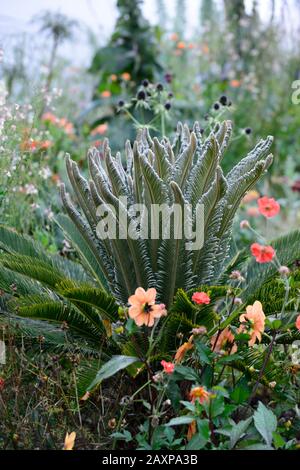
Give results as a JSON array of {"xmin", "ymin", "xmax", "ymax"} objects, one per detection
[
  {"xmin": 128, "ymin": 287, "xmax": 167, "ymax": 327},
  {"xmin": 210, "ymin": 327, "xmax": 237, "ymax": 354},
  {"xmin": 238, "ymin": 300, "xmax": 265, "ymax": 346}
]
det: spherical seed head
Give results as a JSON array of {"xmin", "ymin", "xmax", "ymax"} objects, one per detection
[
  {"xmin": 164, "ymin": 101, "xmax": 171, "ymax": 110},
  {"xmin": 118, "ymin": 100, "xmax": 125, "ymax": 107},
  {"xmin": 137, "ymin": 90, "xmax": 146, "ymax": 100},
  {"xmin": 219, "ymin": 95, "xmax": 228, "ymax": 106},
  {"xmin": 142, "ymin": 79, "xmax": 149, "ymax": 87},
  {"xmin": 213, "ymin": 102, "xmax": 220, "ymax": 110},
  {"xmin": 156, "ymin": 83, "xmax": 164, "ymax": 92},
  {"xmin": 245, "ymin": 127, "xmax": 252, "ymax": 135}
]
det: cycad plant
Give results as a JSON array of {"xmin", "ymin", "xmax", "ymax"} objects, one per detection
[
  {"xmin": 1, "ymin": 120, "xmax": 300, "ymax": 391},
  {"xmin": 59, "ymin": 120, "xmax": 273, "ymax": 306}
]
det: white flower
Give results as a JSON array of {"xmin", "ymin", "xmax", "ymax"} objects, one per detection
[
  {"xmin": 39, "ymin": 166, "xmax": 52, "ymax": 180},
  {"xmin": 24, "ymin": 184, "xmax": 38, "ymax": 195}
]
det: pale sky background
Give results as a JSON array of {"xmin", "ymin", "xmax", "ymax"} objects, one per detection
[{"xmin": 0, "ymin": 0, "xmax": 299, "ymax": 64}]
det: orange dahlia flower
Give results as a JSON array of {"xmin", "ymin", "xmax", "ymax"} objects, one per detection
[
  {"xmin": 174, "ymin": 336, "xmax": 194, "ymax": 363},
  {"xmin": 189, "ymin": 386, "xmax": 211, "ymax": 404}
]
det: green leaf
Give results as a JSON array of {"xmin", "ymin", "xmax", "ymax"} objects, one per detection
[
  {"xmin": 209, "ymin": 395, "xmax": 225, "ymax": 418},
  {"xmin": 230, "ymin": 378, "xmax": 251, "ymax": 404},
  {"xmin": 166, "ymin": 416, "xmax": 195, "ymax": 426},
  {"xmin": 253, "ymin": 401, "xmax": 277, "ymax": 447},
  {"xmin": 111, "ymin": 430, "xmax": 132, "ymax": 442},
  {"xmin": 272, "ymin": 432, "xmax": 285, "ymax": 449},
  {"xmin": 173, "ymin": 365, "xmax": 199, "ymax": 382},
  {"xmin": 195, "ymin": 341, "xmax": 213, "ymax": 365},
  {"xmin": 186, "ymin": 419, "xmax": 209, "ymax": 450},
  {"xmin": 230, "ymin": 417, "xmax": 252, "ymax": 449},
  {"xmin": 87, "ymin": 355, "xmax": 139, "ymax": 390},
  {"xmin": 243, "ymin": 443, "xmax": 273, "ymax": 450}
]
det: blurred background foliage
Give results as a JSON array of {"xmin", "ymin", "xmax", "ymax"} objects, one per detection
[{"xmin": 0, "ymin": 0, "xmax": 300, "ymax": 246}]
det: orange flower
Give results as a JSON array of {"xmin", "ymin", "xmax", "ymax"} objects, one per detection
[
  {"xmin": 170, "ymin": 33, "xmax": 179, "ymax": 41},
  {"xmin": 101, "ymin": 90, "xmax": 111, "ymax": 98},
  {"xmin": 251, "ymin": 243, "xmax": 275, "ymax": 263},
  {"xmin": 128, "ymin": 287, "xmax": 167, "ymax": 327},
  {"xmin": 174, "ymin": 336, "xmax": 194, "ymax": 363},
  {"xmin": 242, "ymin": 190, "xmax": 260, "ymax": 204},
  {"xmin": 230, "ymin": 79, "xmax": 241, "ymax": 88},
  {"xmin": 63, "ymin": 431, "xmax": 76, "ymax": 450},
  {"xmin": 187, "ymin": 420, "xmax": 197, "ymax": 440},
  {"xmin": 238, "ymin": 301, "xmax": 265, "ymax": 346},
  {"xmin": 42, "ymin": 112, "xmax": 58, "ymax": 124},
  {"xmin": 257, "ymin": 196, "xmax": 280, "ymax": 218},
  {"xmin": 90, "ymin": 123, "xmax": 108, "ymax": 136},
  {"xmin": 189, "ymin": 386, "xmax": 211, "ymax": 404},
  {"xmin": 121, "ymin": 72, "xmax": 131, "ymax": 81},
  {"xmin": 201, "ymin": 43, "xmax": 209, "ymax": 54},
  {"xmin": 110, "ymin": 74, "xmax": 117, "ymax": 81},
  {"xmin": 188, "ymin": 43, "xmax": 195, "ymax": 49},
  {"xmin": 177, "ymin": 41, "xmax": 186, "ymax": 49},
  {"xmin": 296, "ymin": 315, "xmax": 300, "ymax": 330},
  {"xmin": 58, "ymin": 118, "xmax": 74, "ymax": 135},
  {"xmin": 211, "ymin": 327, "xmax": 237, "ymax": 354},
  {"xmin": 51, "ymin": 173, "xmax": 61, "ymax": 184},
  {"xmin": 40, "ymin": 140, "xmax": 52, "ymax": 149}
]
